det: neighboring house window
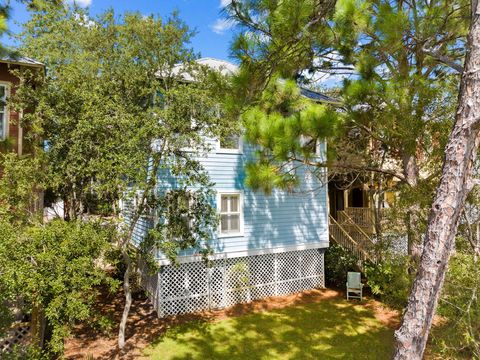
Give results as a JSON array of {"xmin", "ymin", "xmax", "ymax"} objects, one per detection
[
  {"xmin": 218, "ymin": 192, "xmax": 243, "ymax": 236},
  {"xmin": 218, "ymin": 134, "xmax": 242, "ymax": 153},
  {"xmin": 0, "ymin": 84, "xmax": 8, "ymax": 141}
]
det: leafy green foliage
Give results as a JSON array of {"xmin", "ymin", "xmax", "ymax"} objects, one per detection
[
  {"xmin": 14, "ymin": 5, "xmax": 226, "ymax": 219},
  {"xmin": 433, "ymin": 254, "xmax": 480, "ymax": 358},
  {"xmin": 144, "ymin": 186, "xmax": 218, "ymax": 266},
  {"xmin": 324, "ymin": 243, "xmax": 359, "ymax": 288},
  {"xmin": 364, "ymin": 256, "xmax": 414, "ymax": 309},
  {"xmin": 14, "ymin": 5, "xmax": 228, "ymax": 244},
  {"xmin": 13, "ymin": 4, "xmax": 234, "ymax": 349},
  {"xmin": 0, "ymin": 218, "xmax": 118, "ymax": 355},
  {"xmin": 0, "ymin": 345, "xmax": 46, "ymax": 360},
  {"xmin": 0, "ymin": 153, "xmax": 44, "ymax": 224},
  {"xmin": 0, "ymin": 152, "xmax": 117, "ymax": 355}
]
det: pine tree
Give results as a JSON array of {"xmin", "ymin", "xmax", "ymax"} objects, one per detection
[{"xmin": 227, "ymin": 0, "xmax": 469, "ymax": 256}]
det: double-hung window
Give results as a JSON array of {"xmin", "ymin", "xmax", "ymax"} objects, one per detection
[
  {"xmin": 0, "ymin": 84, "xmax": 8, "ymax": 141},
  {"xmin": 218, "ymin": 192, "xmax": 243, "ymax": 236}
]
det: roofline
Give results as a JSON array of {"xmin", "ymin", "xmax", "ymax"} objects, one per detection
[
  {"xmin": 0, "ymin": 59, "xmax": 44, "ymax": 68},
  {"xmin": 301, "ymin": 94, "xmax": 342, "ymax": 105},
  {"xmin": 299, "ymin": 87, "xmax": 342, "ymax": 105},
  {"xmin": 196, "ymin": 57, "xmax": 236, "ymax": 64}
]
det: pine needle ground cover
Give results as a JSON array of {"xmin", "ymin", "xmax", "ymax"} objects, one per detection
[{"xmin": 145, "ymin": 292, "xmax": 396, "ymax": 360}]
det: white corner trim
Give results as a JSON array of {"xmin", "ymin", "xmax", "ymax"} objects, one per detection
[{"xmin": 156, "ymin": 241, "xmax": 329, "ymax": 265}]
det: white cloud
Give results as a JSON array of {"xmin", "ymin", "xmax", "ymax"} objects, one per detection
[
  {"xmin": 68, "ymin": 0, "xmax": 92, "ymax": 7},
  {"xmin": 211, "ymin": 18, "xmax": 234, "ymax": 35},
  {"xmin": 73, "ymin": 13, "xmax": 95, "ymax": 28},
  {"xmin": 300, "ymin": 53, "xmax": 357, "ymax": 88},
  {"xmin": 219, "ymin": 0, "xmax": 231, "ymax": 8}
]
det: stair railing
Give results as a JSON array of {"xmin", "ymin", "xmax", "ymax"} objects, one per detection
[{"xmin": 329, "ymin": 215, "xmax": 373, "ymax": 262}]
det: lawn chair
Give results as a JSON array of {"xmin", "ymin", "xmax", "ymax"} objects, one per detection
[{"xmin": 346, "ymin": 272, "xmax": 363, "ymax": 301}]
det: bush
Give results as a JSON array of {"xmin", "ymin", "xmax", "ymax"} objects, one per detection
[
  {"xmin": 432, "ymin": 253, "xmax": 480, "ymax": 358},
  {"xmin": 324, "ymin": 243, "xmax": 359, "ymax": 288},
  {"xmin": 364, "ymin": 255, "xmax": 413, "ymax": 309}
]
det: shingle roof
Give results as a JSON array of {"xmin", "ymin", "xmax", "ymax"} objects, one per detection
[{"xmin": 0, "ymin": 55, "xmax": 44, "ymax": 67}]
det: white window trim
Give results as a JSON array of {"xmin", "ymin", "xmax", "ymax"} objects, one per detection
[
  {"xmin": 217, "ymin": 190, "xmax": 244, "ymax": 238},
  {"xmin": 216, "ymin": 136, "xmax": 243, "ymax": 154},
  {"xmin": 0, "ymin": 82, "xmax": 10, "ymax": 141},
  {"xmin": 300, "ymin": 135, "xmax": 322, "ymax": 157}
]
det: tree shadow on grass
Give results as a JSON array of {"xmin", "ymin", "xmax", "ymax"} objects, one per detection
[{"xmin": 146, "ymin": 298, "xmax": 395, "ymax": 360}]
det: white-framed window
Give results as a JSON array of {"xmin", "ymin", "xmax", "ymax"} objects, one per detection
[
  {"xmin": 217, "ymin": 134, "xmax": 243, "ymax": 154},
  {"xmin": 299, "ymin": 135, "xmax": 321, "ymax": 156},
  {"xmin": 0, "ymin": 83, "xmax": 9, "ymax": 141},
  {"xmin": 218, "ymin": 191, "xmax": 244, "ymax": 237}
]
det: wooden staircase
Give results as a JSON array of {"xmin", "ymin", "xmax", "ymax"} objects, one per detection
[{"xmin": 329, "ymin": 208, "xmax": 377, "ymax": 263}]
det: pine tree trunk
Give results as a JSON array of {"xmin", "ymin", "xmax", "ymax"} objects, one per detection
[
  {"xmin": 402, "ymin": 153, "xmax": 423, "ymax": 259},
  {"xmin": 393, "ymin": 2, "xmax": 480, "ymax": 358}
]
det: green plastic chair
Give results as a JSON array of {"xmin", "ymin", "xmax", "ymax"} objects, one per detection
[{"xmin": 346, "ymin": 272, "xmax": 363, "ymax": 301}]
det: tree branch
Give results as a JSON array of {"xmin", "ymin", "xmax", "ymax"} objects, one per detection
[
  {"xmin": 289, "ymin": 157, "xmax": 407, "ymax": 183},
  {"xmin": 422, "ymin": 46, "xmax": 464, "ymax": 73}
]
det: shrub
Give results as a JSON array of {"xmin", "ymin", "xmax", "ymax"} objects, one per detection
[
  {"xmin": 432, "ymin": 253, "xmax": 480, "ymax": 358},
  {"xmin": 324, "ymin": 243, "xmax": 359, "ymax": 288},
  {"xmin": 364, "ymin": 255, "xmax": 413, "ymax": 309}
]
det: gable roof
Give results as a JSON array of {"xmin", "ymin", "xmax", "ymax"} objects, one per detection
[
  {"xmin": 171, "ymin": 57, "xmax": 341, "ymax": 105},
  {"xmin": 169, "ymin": 57, "xmax": 237, "ymax": 81}
]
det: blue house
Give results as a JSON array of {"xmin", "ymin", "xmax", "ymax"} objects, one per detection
[{"xmin": 131, "ymin": 58, "xmax": 334, "ymax": 317}]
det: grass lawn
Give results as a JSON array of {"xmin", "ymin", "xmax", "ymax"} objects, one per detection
[{"xmin": 145, "ymin": 294, "xmax": 395, "ymax": 360}]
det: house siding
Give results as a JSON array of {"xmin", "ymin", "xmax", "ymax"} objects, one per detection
[{"xmin": 126, "ymin": 139, "xmax": 329, "ymax": 263}]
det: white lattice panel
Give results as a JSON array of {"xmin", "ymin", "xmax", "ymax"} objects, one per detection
[
  {"xmin": 0, "ymin": 322, "xmax": 30, "ymax": 354},
  {"xmin": 142, "ymin": 249, "xmax": 325, "ymax": 317}
]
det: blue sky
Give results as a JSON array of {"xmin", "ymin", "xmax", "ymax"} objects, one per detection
[{"xmin": 4, "ymin": 0, "xmax": 235, "ymax": 61}]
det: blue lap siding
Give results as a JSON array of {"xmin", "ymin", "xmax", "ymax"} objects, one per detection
[{"xmin": 126, "ymin": 140, "xmax": 329, "ymax": 263}]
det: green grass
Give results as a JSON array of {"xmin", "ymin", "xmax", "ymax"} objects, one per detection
[{"xmin": 145, "ymin": 297, "xmax": 395, "ymax": 360}]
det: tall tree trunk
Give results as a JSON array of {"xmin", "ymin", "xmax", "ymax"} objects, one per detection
[
  {"xmin": 118, "ymin": 252, "xmax": 132, "ymax": 350},
  {"xmin": 393, "ymin": 2, "xmax": 480, "ymax": 358},
  {"xmin": 402, "ymin": 153, "xmax": 422, "ymax": 259},
  {"xmin": 30, "ymin": 303, "xmax": 46, "ymax": 350},
  {"xmin": 115, "ymin": 150, "xmax": 164, "ymax": 350}
]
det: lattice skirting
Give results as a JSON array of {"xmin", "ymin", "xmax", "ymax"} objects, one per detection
[
  {"xmin": 0, "ymin": 322, "xmax": 30, "ymax": 354},
  {"xmin": 142, "ymin": 248, "xmax": 325, "ymax": 317}
]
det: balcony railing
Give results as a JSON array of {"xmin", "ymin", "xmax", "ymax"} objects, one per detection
[{"xmin": 343, "ymin": 207, "xmax": 374, "ymax": 229}]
